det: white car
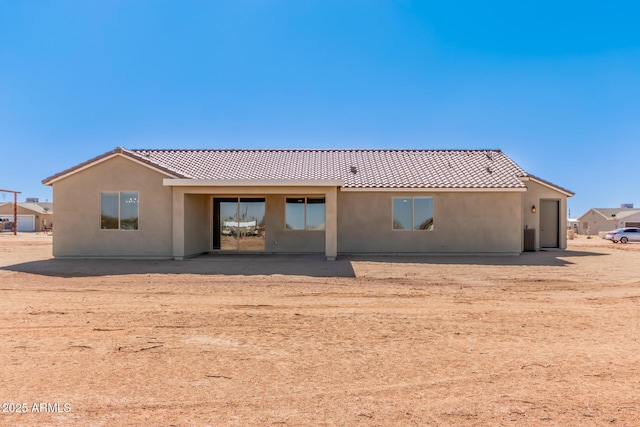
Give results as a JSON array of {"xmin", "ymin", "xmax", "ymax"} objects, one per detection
[{"xmin": 604, "ymin": 227, "xmax": 640, "ymax": 243}]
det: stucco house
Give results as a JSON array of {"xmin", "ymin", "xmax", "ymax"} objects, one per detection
[
  {"xmin": 0, "ymin": 202, "xmax": 53, "ymax": 232},
  {"xmin": 42, "ymin": 147, "xmax": 573, "ymax": 259},
  {"xmin": 577, "ymin": 208, "xmax": 640, "ymax": 236}
]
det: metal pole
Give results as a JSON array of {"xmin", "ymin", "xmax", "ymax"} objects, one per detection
[
  {"xmin": 0, "ymin": 189, "xmax": 21, "ymax": 235},
  {"xmin": 13, "ymin": 192, "xmax": 17, "ymax": 235}
]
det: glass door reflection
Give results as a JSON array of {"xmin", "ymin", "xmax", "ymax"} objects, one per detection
[
  {"xmin": 214, "ymin": 198, "xmax": 266, "ymax": 251},
  {"xmin": 219, "ymin": 200, "xmax": 240, "ymax": 250},
  {"xmin": 238, "ymin": 198, "xmax": 266, "ymax": 251}
]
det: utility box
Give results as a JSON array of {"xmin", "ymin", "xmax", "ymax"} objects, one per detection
[{"xmin": 524, "ymin": 228, "xmax": 536, "ymax": 252}]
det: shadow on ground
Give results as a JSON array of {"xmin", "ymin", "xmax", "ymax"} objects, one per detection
[
  {"xmin": 347, "ymin": 249, "xmax": 606, "ymax": 266},
  {"xmin": 0, "ymin": 254, "xmax": 355, "ymax": 278},
  {"xmin": 0, "ymin": 249, "xmax": 607, "ymax": 278}
]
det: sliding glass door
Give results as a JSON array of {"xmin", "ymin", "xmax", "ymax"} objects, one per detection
[
  {"xmin": 218, "ymin": 199, "xmax": 240, "ymax": 250},
  {"xmin": 213, "ymin": 198, "xmax": 266, "ymax": 251}
]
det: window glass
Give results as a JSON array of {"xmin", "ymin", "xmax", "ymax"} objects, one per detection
[
  {"xmin": 120, "ymin": 192, "xmax": 139, "ymax": 230},
  {"xmin": 306, "ymin": 198, "xmax": 326, "ymax": 230},
  {"xmin": 101, "ymin": 193, "xmax": 119, "ymax": 229},
  {"xmin": 413, "ymin": 197, "xmax": 434, "ymax": 230},
  {"xmin": 393, "ymin": 197, "xmax": 434, "ymax": 231},
  {"xmin": 393, "ymin": 198, "xmax": 412, "ymax": 230},
  {"xmin": 101, "ymin": 192, "xmax": 138, "ymax": 230},
  {"xmin": 285, "ymin": 198, "xmax": 305, "ymax": 230}
]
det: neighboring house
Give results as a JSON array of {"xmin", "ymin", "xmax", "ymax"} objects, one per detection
[
  {"xmin": 0, "ymin": 202, "xmax": 54, "ymax": 232},
  {"xmin": 42, "ymin": 147, "xmax": 573, "ymax": 259},
  {"xmin": 577, "ymin": 208, "xmax": 640, "ymax": 236}
]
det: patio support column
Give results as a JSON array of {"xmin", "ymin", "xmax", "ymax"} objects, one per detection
[
  {"xmin": 172, "ymin": 188, "xmax": 185, "ymax": 260},
  {"xmin": 325, "ymin": 186, "xmax": 338, "ymax": 260}
]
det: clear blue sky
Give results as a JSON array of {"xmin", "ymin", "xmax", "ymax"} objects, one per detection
[{"xmin": 1, "ymin": 1, "xmax": 639, "ymax": 217}]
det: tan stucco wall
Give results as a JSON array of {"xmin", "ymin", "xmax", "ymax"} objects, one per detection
[
  {"xmin": 337, "ymin": 191, "xmax": 523, "ymax": 254},
  {"xmin": 264, "ymin": 194, "xmax": 325, "ymax": 253},
  {"xmin": 174, "ymin": 189, "xmax": 526, "ymax": 255},
  {"xmin": 0, "ymin": 204, "xmax": 53, "ymax": 232},
  {"xmin": 183, "ymin": 194, "xmax": 210, "ymax": 257},
  {"xmin": 576, "ymin": 210, "xmax": 612, "ymax": 236},
  {"xmin": 163, "ymin": 186, "xmax": 530, "ymax": 256},
  {"xmin": 50, "ymin": 156, "xmax": 173, "ymax": 258},
  {"xmin": 521, "ymin": 180, "xmax": 568, "ymax": 250}
]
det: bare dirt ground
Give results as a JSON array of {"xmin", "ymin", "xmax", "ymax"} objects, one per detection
[{"xmin": 0, "ymin": 233, "xmax": 639, "ymax": 426}]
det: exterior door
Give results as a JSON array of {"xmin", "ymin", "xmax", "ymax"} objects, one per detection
[
  {"xmin": 237, "ymin": 199, "xmax": 266, "ymax": 251},
  {"xmin": 213, "ymin": 198, "xmax": 266, "ymax": 251},
  {"xmin": 540, "ymin": 199, "xmax": 559, "ymax": 248}
]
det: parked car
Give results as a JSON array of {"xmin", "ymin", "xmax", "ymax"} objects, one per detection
[
  {"xmin": 604, "ymin": 227, "xmax": 640, "ymax": 243},
  {"xmin": 0, "ymin": 218, "xmax": 13, "ymax": 232}
]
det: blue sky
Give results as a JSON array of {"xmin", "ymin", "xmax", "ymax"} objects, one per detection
[{"xmin": 1, "ymin": 1, "xmax": 639, "ymax": 217}]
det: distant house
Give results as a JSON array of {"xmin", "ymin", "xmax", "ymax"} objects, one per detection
[
  {"xmin": 0, "ymin": 202, "xmax": 54, "ymax": 232},
  {"xmin": 42, "ymin": 147, "xmax": 573, "ymax": 259},
  {"xmin": 577, "ymin": 208, "xmax": 640, "ymax": 236}
]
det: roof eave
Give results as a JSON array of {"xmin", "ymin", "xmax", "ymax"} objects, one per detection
[
  {"xmin": 163, "ymin": 178, "xmax": 344, "ymax": 187},
  {"xmin": 162, "ymin": 179, "xmax": 527, "ymax": 191},
  {"xmin": 591, "ymin": 209, "xmax": 613, "ymax": 220},
  {"xmin": 519, "ymin": 175, "xmax": 574, "ymax": 197},
  {"xmin": 340, "ymin": 186, "xmax": 527, "ymax": 192},
  {"xmin": 42, "ymin": 147, "xmax": 185, "ymax": 186}
]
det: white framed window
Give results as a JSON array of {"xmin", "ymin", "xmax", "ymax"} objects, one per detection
[
  {"xmin": 285, "ymin": 197, "xmax": 325, "ymax": 230},
  {"xmin": 101, "ymin": 192, "xmax": 139, "ymax": 230},
  {"xmin": 393, "ymin": 197, "xmax": 433, "ymax": 231}
]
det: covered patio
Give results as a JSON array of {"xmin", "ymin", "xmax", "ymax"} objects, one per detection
[{"xmin": 167, "ymin": 180, "xmax": 340, "ymax": 260}]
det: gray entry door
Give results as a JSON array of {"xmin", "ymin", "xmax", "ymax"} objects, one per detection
[{"xmin": 540, "ymin": 200, "xmax": 559, "ymax": 248}]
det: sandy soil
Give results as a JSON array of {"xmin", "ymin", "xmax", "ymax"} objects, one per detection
[{"xmin": 0, "ymin": 233, "xmax": 639, "ymax": 426}]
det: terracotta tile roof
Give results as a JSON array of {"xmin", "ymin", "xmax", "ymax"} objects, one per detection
[
  {"xmin": 44, "ymin": 147, "xmax": 573, "ymax": 192},
  {"xmin": 126, "ymin": 148, "xmax": 529, "ymax": 189}
]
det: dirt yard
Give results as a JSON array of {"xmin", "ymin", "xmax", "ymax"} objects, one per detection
[{"xmin": 0, "ymin": 234, "xmax": 639, "ymax": 426}]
